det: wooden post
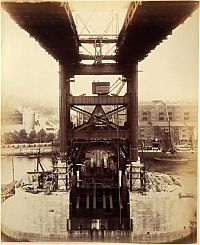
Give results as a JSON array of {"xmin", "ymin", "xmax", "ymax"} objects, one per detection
[{"xmin": 12, "ymin": 156, "xmax": 14, "ymax": 181}]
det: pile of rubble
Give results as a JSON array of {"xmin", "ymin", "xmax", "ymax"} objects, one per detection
[{"xmin": 146, "ymin": 171, "xmax": 181, "ymax": 192}]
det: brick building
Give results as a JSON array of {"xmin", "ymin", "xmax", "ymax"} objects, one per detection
[{"xmin": 138, "ymin": 101, "xmax": 198, "ymax": 146}]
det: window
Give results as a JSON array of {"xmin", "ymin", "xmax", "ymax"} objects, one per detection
[
  {"xmin": 175, "ymin": 129, "xmax": 179, "ymax": 135},
  {"xmin": 140, "ymin": 128, "xmax": 145, "ymax": 138},
  {"xmin": 159, "ymin": 112, "xmax": 164, "ymax": 121},
  {"xmin": 168, "ymin": 112, "xmax": 173, "ymax": 121},
  {"xmin": 142, "ymin": 112, "xmax": 148, "ymax": 121},
  {"xmin": 148, "ymin": 111, "xmax": 151, "ymax": 121},
  {"xmin": 184, "ymin": 112, "xmax": 189, "ymax": 121},
  {"xmin": 164, "ymin": 127, "xmax": 169, "ymax": 133}
]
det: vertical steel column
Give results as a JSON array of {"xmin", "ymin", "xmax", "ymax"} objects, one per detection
[
  {"xmin": 59, "ymin": 63, "xmax": 70, "ymax": 159},
  {"xmin": 127, "ymin": 63, "xmax": 138, "ymax": 162},
  {"xmin": 93, "ymin": 187, "xmax": 96, "ymax": 209},
  {"xmin": 86, "ymin": 194, "xmax": 90, "ymax": 209},
  {"xmin": 76, "ymin": 194, "xmax": 80, "ymax": 209},
  {"xmin": 103, "ymin": 192, "xmax": 106, "ymax": 209}
]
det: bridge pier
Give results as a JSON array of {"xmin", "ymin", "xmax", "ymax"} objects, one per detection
[
  {"xmin": 127, "ymin": 63, "xmax": 138, "ymax": 162},
  {"xmin": 59, "ymin": 63, "xmax": 70, "ymax": 160}
]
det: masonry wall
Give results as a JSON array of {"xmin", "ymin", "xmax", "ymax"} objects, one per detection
[
  {"xmin": 1, "ymin": 188, "xmax": 70, "ymax": 241},
  {"xmin": 2, "ymin": 188, "xmax": 196, "ymax": 242},
  {"xmin": 130, "ymin": 191, "xmax": 196, "ymax": 243}
]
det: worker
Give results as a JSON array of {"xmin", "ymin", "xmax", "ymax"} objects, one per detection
[
  {"xmin": 90, "ymin": 157, "xmax": 94, "ymax": 173},
  {"xmin": 110, "ymin": 159, "xmax": 116, "ymax": 179},
  {"xmin": 103, "ymin": 156, "xmax": 108, "ymax": 174}
]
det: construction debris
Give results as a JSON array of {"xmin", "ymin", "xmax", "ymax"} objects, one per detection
[{"xmin": 146, "ymin": 172, "xmax": 181, "ymax": 192}]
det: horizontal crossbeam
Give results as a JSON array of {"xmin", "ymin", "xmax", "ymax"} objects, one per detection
[
  {"xmin": 80, "ymin": 54, "xmax": 115, "ymax": 60},
  {"xmin": 69, "ymin": 96, "xmax": 128, "ymax": 105},
  {"xmin": 69, "ymin": 130, "xmax": 129, "ymax": 140},
  {"xmin": 80, "ymin": 38, "xmax": 117, "ymax": 44},
  {"xmin": 73, "ymin": 64, "xmax": 122, "ymax": 75}
]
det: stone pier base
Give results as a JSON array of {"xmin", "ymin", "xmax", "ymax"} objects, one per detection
[
  {"xmin": 129, "ymin": 191, "xmax": 196, "ymax": 243},
  {"xmin": 1, "ymin": 188, "xmax": 70, "ymax": 241},
  {"xmin": 1, "ymin": 188, "xmax": 196, "ymax": 243}
]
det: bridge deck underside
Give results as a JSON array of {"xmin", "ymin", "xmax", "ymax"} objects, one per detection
[
  {"xmin": 117, "ymin": 1, "xmax": 199, "ymax": 64},
  {"xmin": 2, "ymin": 2, "xmax": 80, "ymax": 65},
  {"xmin": 3, "ymin": 1, "xmax": 198, "ymax": 70}
]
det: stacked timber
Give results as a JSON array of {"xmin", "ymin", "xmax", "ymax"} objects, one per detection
[{"xmin": 1, "ymin": 181, "xmax": 19, "ymax": 203}]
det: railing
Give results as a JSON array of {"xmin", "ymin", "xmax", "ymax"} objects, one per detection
[{"xmin": 122, "ymin": 1, "xmax": 142, "ymax": 33}]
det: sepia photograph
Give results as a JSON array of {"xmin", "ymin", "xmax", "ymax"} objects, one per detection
[{"xmin": 1, "ymin": 0, "xmax": 199, "ymax": 243}]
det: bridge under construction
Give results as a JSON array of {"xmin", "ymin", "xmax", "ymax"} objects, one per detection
[{"xmin": 2, "ymin": 1, "xmax": 198, "ymax": 241}]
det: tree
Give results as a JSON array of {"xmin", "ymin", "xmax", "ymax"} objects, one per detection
[
  {"xmin": 18, "ymin": 129, "xmax": 28, "ymax": 143},
  {"xmin": 45, "ymin": 133, "xmax": 55, "ymax": 143},
  {"xmin": 12, "ymin": 131, "xmax": 20, "ymax": 143},
  {"xmin": 28, "ymin": 130, "xmax": 37, "ymax": 143},
  {"xmin": 37, "ymin": 129, "xmax": 46, "ymax": 143},
  {"xmin": 2, "ymin": 131, "xmax": 21, "ymax": 144},
  {"xmin": 3, "ymin": 132, "xmax": 14, "ymax": 144},
  {"xmin": 57, "ymin": 129, "xmax": 60, "ymax": 140}
]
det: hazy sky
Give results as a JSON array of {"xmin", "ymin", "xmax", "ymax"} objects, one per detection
[{"xmin": 1, "ymin": 3, "xmax": 199, "ymax": 108}]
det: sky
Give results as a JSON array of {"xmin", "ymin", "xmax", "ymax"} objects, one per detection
[{"xmin": 1, "ymin": 2, "xmax": 199, "ymax": 109}]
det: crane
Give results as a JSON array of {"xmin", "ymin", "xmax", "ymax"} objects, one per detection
[{"xmin": 109, "ymin": 77, "xmax": 126, "ymax": 96}]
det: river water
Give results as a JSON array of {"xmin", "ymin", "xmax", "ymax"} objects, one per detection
[{"xmin": 1, "ymin": 156, "xmax": 198, "ymax": 242}]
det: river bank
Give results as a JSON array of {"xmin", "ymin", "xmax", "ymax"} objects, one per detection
[{"xmin": 1, "ymin": 143, "xmax": 59, "ymax": 157}]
